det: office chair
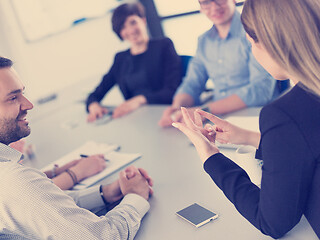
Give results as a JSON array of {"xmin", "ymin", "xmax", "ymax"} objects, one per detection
[
  {"xmin": 180, "ymin": 55, "xmax": 192, "ymax": 77},
  {"xmin": 179, "ymin": 55, "xmax": 215, "ymax": 103},
  {"xmin": 277, "ymin": 79, "xmax": 291, "ymax": 94}
]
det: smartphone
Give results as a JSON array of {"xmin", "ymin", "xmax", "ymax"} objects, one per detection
[{"xmin": 176, "ymin": 203, "xmax": 218, "ymax": 228}]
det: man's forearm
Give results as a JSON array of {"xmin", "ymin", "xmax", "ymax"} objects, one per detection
[
  {"xmin": 207, "ymin": 94, "xmax": 246, "ymax": 115},
  {"xmin": 172, "ymin": 93, "xmax": 194, "ymax": 109}
]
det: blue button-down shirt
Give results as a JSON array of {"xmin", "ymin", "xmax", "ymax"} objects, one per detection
[{"xmin": 176, "ymin": 11, "xmax": 278, "ymax": 106}]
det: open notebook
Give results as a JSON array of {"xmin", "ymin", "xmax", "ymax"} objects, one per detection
[{"xmin": 41, "ymin": 141, "xmax": 141, "ymax": 190}]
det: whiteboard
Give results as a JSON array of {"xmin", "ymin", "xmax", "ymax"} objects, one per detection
[{"xmin": 11, "ymin": 0, "xmax": 120, "ymax": 42}]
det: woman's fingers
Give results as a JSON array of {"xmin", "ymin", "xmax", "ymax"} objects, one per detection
[
  {"xmin": 204, "ymin": 123, "xmax": 214, "ymax": 132},
  {"xmin": 178, "ymin": 107, "xmax": 219, "ymax": 145},
  {"xmin": 203, "ymin": 123, "xmax": 216, "ymax": 142},
  {"xmin": 172, "ymin": 121, "xmax": 219, "ymax": 162},
  {"xmin": 180, "ymin": 107, "xmax": 195, "ymax": 129},
  {"xmin": 193, "ymin": 110, "xmax": 203, "ymax": 127},
  {"xmin": 196, "ymin": 109, "xmax": 226, "ymax": 126},
  {"xmin": 172, "ymin": 122, "xmax": 198, "ymax": 144}
]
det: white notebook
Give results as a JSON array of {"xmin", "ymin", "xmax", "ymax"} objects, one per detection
[{"xmin": 41, "ymin": 141, "xmax": 141, "ymax": 190}]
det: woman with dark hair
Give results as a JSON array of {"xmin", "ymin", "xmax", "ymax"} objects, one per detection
[
  {"xmin": 172, "ymin": 0, "xmax": 320, "ymax": 238},
  {"xmin": 86, "ymin": 2, "xmax": 182, "ymax": 121}
]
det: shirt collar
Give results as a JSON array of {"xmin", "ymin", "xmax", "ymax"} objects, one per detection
[
  {"xmin": 210, "ymin": 10, "xmax": 242, "ymax": 39},
  {"xmin": 0, "ymin": 142, "xmax": 23, "ymax": 163}
]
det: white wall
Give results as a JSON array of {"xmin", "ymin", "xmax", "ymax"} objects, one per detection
[{"xmin": 0, "ymin": 0, "xmax": 128, "ymax": 102}]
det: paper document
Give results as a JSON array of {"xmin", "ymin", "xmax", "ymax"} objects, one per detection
[{"xmin": 41, "ymin": 141, "xmax": 141, "ymax": 190}]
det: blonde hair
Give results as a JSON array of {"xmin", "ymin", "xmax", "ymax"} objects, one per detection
[{"xmin": 241, "ymin": 0, "xmax": 320, "ymax": 97}]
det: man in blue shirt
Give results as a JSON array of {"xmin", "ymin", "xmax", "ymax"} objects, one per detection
[{"xmin": 159, "ymin": 0, "xmax": 279, "ymax": 127}]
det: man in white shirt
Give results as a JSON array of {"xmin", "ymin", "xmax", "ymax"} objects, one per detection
[{"xmin": 0, "ymin": 56, "xmax": 153, "ymax": 240}]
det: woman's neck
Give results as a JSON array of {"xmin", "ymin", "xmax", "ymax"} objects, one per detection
[
  {"xmin": 289, "ymin": 76, "xmax": 299, "ymax": 85},
  {"xmin": 130, "ymin": 38, "xmax": 149, "ymax": 55}
]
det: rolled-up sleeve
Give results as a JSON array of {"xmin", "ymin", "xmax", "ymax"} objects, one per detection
[
  {"xmin": 175, "ymin": 44, "xmax": 208, "ymax": 105},
  {"xmin": 231, "ymin": 39, "xmax": 277, "ymax": 107}
]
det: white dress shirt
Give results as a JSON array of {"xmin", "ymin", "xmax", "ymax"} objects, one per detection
[{"xmin": 0, "ymin": 143, "xmax": 150, "ymax": 239}]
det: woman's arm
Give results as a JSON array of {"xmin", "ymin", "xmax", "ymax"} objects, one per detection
[
  {"xmin": 204, "ymin": 106, "xmax": 315, "ymax": 238},
  {"xmin": 86, "ymin": 53, "xmax": 120, "ymax": 112},
  {"xmin": 173, "ymin": 106, "xmax": 315, "ymax": 238}
]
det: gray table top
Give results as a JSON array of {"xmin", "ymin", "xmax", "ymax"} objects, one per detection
[{"xmin": 23, "ymin": 104, "xmax": 317, "ymax": 240}]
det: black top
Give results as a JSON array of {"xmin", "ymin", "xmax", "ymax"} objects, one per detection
[
  {"xmin": 86, "ymin": 37, "xmax": 182, "ymax": 111},
  {"xmin": 204, "ymin": 83, "xmax": 320, "ymax": 239}
]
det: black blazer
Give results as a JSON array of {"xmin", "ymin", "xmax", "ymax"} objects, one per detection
[
  {"xmin": 86, "ymin": 37, "xmax": 182, "ymax": 111},
  {"xmin": 204, "ymin": 83, "xmax": 320, "ymax": 238}
]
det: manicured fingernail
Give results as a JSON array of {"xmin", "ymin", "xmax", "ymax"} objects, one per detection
[{"xmin": 172, "ymin": 123, "xmax": 178, "ymax": 128}]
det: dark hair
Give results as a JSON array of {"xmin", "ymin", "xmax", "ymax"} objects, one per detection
[
  {"xmin": 111, "ymin": 2, "xmax": 146, "ymax": 40},
  {"xmin": 0, "ymin": 57, "xmax": 13, "ymax": 68}
]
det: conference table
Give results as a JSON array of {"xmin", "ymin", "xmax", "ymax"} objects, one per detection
[{"xmin": 23, "ymin": 99, "xmax": 318, "ymax": 240}]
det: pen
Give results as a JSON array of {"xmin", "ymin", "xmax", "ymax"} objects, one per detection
[
  {"xmin": 73, "ymin": 17, "xmax": 87, "ymax": 25},
  {"xmin": 80, "ymin": 154, "xmax": 110, "ymax": 162}
]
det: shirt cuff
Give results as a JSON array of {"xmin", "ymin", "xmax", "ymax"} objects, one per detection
[
  {"xmin": 119, "ymin": 194, "xmax": 150, "ymax": 218},
  {"xmin": 76, "ymin": 185, "xmax": 105, "ymax": 210}
]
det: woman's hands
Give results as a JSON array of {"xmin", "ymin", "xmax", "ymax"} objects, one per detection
[
  {"xmin": 172, "ymin": 107, "xmax": 260, "ymax": 163},
  {"xmin": 87, "ymin": 102, "xmax": 109, "ymax": 122},
  {"xmin": 112, "ymin": 95, "xmax": 147, "ymax": 118},
  {"xmin": 158, "ymin": 106, "xmax": 201, "ymax": 127},
  {"xmin": 196, "ymin": 110, "xmax": 261, "ymax": 148},
  {"xmin": 172, "ymin": 107, "xmax": 219, "ymax": 163},
  {"xmin": 87, "ymin": 95, "xmax": 147, "ymax": 122}
]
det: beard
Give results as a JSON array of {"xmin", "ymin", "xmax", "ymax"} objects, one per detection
[{"xmin": 0, "ymin": 117, "xmax": 31, "ymax": 145}]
